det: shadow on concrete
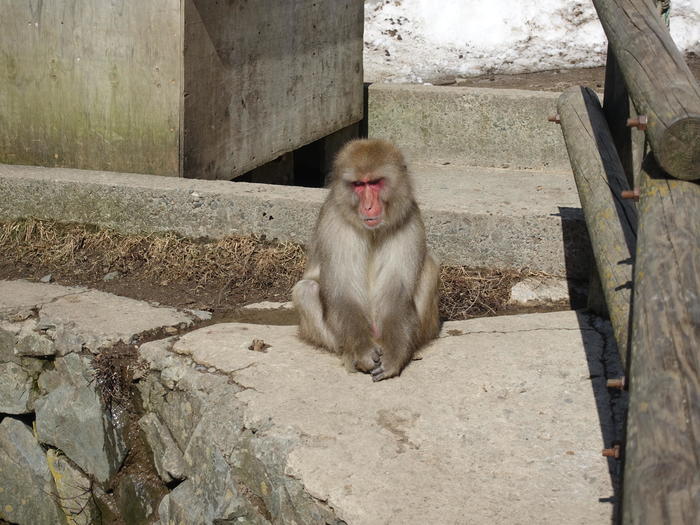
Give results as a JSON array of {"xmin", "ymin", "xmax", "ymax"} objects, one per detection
[
  {"xmin": 574, "ymin": 310, "xmax": 628, "ymax": 522},
  {"xmin": 560, "ymin": 202, "xmax": 628, "ymax": 523}
]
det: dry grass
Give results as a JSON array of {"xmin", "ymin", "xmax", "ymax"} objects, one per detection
[
  {"xmin": 0, "ymin": 219, "xmax": 305, "ymax": 289},
  {"xmin": 0, "ymin": 219, "xmax": 527, "ymax": 320},
  {"xmin": 440, "ymin": 266, "xmax": 521, "ymax": 320}
]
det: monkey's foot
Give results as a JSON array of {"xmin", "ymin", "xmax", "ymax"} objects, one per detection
[
  {"xmin": 370, "ymin": 355, "xmax": 399, "ymax": 382},
  {"xmin": 353, "ymin": 347, "xmax": 382, "ymax": 373}
]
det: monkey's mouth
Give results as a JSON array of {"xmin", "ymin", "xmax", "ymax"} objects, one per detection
[{"xmin": 362, "ymin": 216, "xmax": 383, "ymax": 228}]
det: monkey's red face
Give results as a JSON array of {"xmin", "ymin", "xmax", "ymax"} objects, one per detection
[{"xmin": 352, "ymin": 176, "xmax": 385, "ymax": 229}]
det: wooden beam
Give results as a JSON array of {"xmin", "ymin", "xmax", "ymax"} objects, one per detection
[
  {"xmin": 592, "ymin": 0, "xmax": 700, "ymax": 181},
  {"xmin": 623, "ymin": 154, "xmax": 700, "ymax": 524},
  {"xmin": 557, "ymin": 86, "xmax": 637, "ymax": 364}
]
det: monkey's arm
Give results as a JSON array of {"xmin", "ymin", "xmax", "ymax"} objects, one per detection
[
  {"xmin": 296, "ymin": 207, "xmax": 376, "ymax": 367},
  {"xmin": 369, "ymin": 217, "xmax": 428, "ymax": 380}
]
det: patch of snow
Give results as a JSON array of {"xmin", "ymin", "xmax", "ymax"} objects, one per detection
[{"xmin": 364, "ymin": 0, "xmax": 700, "ymax": 83}]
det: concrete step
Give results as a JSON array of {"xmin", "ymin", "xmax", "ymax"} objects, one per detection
[
  {"xmin": 0, "ymin": 162, "xmax": 590, "ymax": 278},
  {"xmin": 368, "ymin": 83, "xmax": 569, "ymax": 171},
  {"xmin": 413, "ymin": 162, "xmax": 588, "ymax": 278},
  {"xmin": 144, "ymin": 310, "xmax": 622, "ymax": 524}
]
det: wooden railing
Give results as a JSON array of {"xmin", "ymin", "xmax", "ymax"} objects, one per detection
[{"xmin": 552, "ymin": 1, "xmax": 700, "ymax": 523}]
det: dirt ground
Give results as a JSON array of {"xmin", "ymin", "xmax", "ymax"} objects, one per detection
[
  {"xmin": 0, "ymin": 220, "xmax": 541, "ymax": 324},
  {"xmin": 426, "ymin": 52, "xmax": 700, "ymax": 91}
]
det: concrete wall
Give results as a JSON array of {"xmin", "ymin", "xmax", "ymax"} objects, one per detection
[
  {"xmin": 184, "ymin": 0, "xmax": 364, "ymax": 180},
  {"xmin": 0, "ymin": 1, "xmax": 182, "ymax": 176},
  {"xmin": 0, "ymin": 1, "xmax": 364, "ymax": 179}
]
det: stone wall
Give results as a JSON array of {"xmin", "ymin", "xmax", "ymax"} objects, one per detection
[{"xmin": 0, "ymin": 280, "xmax": 341, "ymax": 524}]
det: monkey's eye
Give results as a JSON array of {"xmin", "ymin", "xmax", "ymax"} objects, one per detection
[{"xmin": 351, "ymin": 178, "xmax": 384, "ymax": 189}]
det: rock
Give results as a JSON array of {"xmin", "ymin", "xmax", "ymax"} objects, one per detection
[
  {"xmin": 0, "ymin": 320, "xmax": 48, "ymax": 413},
  {"xmin": 138, "ymin": 312, "xmax": 616, "ymax": 524},
  {"xmin": 103, "ymin": 271, "xmax": 121, "ymax": 281},
  {"xmin": 0, "ymin": 418, "xmax": 65, "ymax": 525},
  {"xmin": 35, "ymin": 354, "xmax": 128, "ymax": 483},
  {"xmin": 241, "ymin": 301, "xmax": 294, "ymax": 311},
  {"xmin": 139, "ymin": 413, "xmax": 188, "ymax": 483},
  {"xmin": 138, "ymin": 339, "xmax": 353, "ymax": 525},
  {"xmin": 156, "ymin": 456, "xmax": 263, "ymax": 525},
  {"xmin": 0, "ymin": 361, "xmax": 36, "ymax": 413},
  {"xmin": 51, "ymin": 323, "xmax": 87, "ymax": 356},
  {"xmin": 138, "ymin": 340, "xmax": 221, "ymax": 452},
  {"xmin": 113, "ymin": 473, "xmax": 166, "ymax": 525},
  {"xmin": 16, "ymin": 319, "xmax": 56, "ymax": 357},
  {"xmin": 508, "ymin": 276, "xmax": 571, "ymax": 306},
  {"xmin": 0, "ymin": 323, "xmax": 18, "ymax": 361},
  {"xmin": 47, "ymin": 449, "xmax": 98, "ymax": 525},
  {"xmin": 40, "ymin": 274, "xmax": 53, "ymax": 283},
  {"xmin": 185, "ymin": 308, "xmax": 213, "ymax": 321}
]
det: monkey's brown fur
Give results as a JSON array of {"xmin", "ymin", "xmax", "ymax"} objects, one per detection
[{"xmin": 292, "ymin": 139, "xmax": 440, "ymax": 381}]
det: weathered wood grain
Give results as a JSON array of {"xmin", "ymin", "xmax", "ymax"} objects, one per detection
[
  {"xmin": 623, "ymin": 154, "xmax": 700, "ymax": 524},
  {"xmin": 592, "ymin": 0, "xmax": 700, "ymax": 180},
  {"xmin": 558, "ymin": 86, "xmax": 637, "ymax": 364}
]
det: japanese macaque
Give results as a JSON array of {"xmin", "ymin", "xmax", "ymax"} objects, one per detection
[{"xmin": 292, "ymin": 139, "xmax": 440, "ymax": 381}]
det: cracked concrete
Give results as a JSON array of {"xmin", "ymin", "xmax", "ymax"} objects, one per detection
[
  {"xmin": 0, "ymin": 280, "xmax": 200, "ymax": 354},
  {"xmin": 140, "ymin": 310, "xmax": 623, "ymax": 524},
  {"xmin": 0, "ymin": 280, "xmax": 87, "ymax": 315}
]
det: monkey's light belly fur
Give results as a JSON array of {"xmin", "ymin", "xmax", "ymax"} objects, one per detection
[{"xmin": 171, "ymin": 310, "xmax": 616, "ymax": 524}]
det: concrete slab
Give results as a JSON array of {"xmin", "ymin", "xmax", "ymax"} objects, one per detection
[
  {"xmin": 509, "ymin": 277, "xmax": 573, "ymax": 307},
  {"xmin": 161, "ymin": 310, "xmax": 618, "ymax": 524},
  {"xmin": 0, "ymin": 280, "xmax": 87, "ymax": 315},
  {"xmin": 38, "ymin": 290, "xmax": 195, "ymax": 349},
  {"xmin": 368, "ymin": 84, "xmax": 570, "ymax": 171},
  {"xmin": 0, "ymin": 280, "xmax": 198, "ymax": 352},
  {"xmin": 0, "ymin": 163, "xmax": 591, "ymax": 277}
]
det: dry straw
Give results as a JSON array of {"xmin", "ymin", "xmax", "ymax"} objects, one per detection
[{"xmin": 0, "ymin": 219, "xmax": 525, "ymax": 320}]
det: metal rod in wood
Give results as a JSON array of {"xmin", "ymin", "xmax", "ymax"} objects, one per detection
[
  {"xmin": 623, "ymin": 154, "xmax": 700, "ymax": 524},
  {"xmin": 557, "ymin": 86, "xmax": 638, "ymax": 367},
  {"xmin": 592, "ymin": 0, "xmax": 700, "ymax": 181}
]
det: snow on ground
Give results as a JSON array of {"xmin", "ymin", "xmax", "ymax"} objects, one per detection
[{"xmin": 364, "ymin": 0, "xmax": 700, "ymax": 83}]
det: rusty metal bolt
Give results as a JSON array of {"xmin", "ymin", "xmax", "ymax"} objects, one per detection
[
  {"xmin": 606, "ymin": 377, "xmax": 626, "ymax": 390},
  {"xmin": 621, "ymin": 188, "xmax": 640, "ymax": 201},
  {"xmin": 602, "ymin": 443, "xmax": 622, "ymax": 459},
  {"xmin": 548, "ymin": 114, "xmax": 561, "ymax": 124},
  {"xmin": 626, "ymin": 115, "xmax": 648, "ymax": 130}
]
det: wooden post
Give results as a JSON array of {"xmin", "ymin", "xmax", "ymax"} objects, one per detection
[
  {"xmin": 557, "ymin": 86, "xmax": 637, "ymax": 365},
  {"xmin": 622, "ymin": 154, "xmax": 700, "ymax": 524},
  {"xmin": 591, "ymin": 0, "xmax": 700, "ymax": 181}
]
